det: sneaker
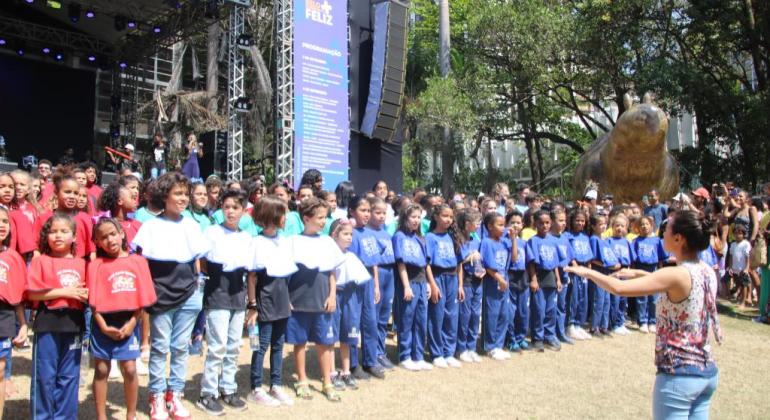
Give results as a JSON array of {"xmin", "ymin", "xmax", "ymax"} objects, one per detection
[
  {"xmin": 533, "ymin": 341, "xmax": 545, "ymax": 352},
  {"xmin": 620, "ymin": 326, "xmax": 632, "ymax": 335},
  {"xmin": 577, "ymin": 327, "xmax": 592, "ymax": 340},
  {"xmin": 136, "ymin": 358, "xmax": 149, "ymax": 376},
  {"xmin": 351, "ymin": 365, "xmax": 370, "ymax": 381},
  {"xmin": 220, "ymin": 394, "xmax": 247, "ymax": 411},
  {"xmin": 400, "ymin": 359, "xmax": 420, "ymax": 371},
  {"xmin": 248, "ymin": 388, "xmax": 280, "ymax": 407},
  {"xmin": 458, "ymin": 351, "xmax": 474, "ymax": 363},
  {"xmin": 445, "ymin": 356, "xmax": 462, "ymax": 368},
  {"xmin": 639, "ymin": 324, "xmax": 649, "ymax": 333},
  {"xmin": 330, "ymin": 372, "xmax": 346, "ymax": 391},
  {"xmin": 589, "ymin": 329, "xmax": 604, "ymax": 339},
  {"xmin": 432, "ymin": 357, "xmax": 448, "ymax": 368},
  {"xmin": 341, "ymin": 374, "xmax": 358, "ymax": 390},
  {"xmin": 166, "ymin": 391, "xmax": 192, "ymax": 420},
  {"xmin": 416, "ymin": 360, "xmax": 433, "ymax": 371},
  {"xmin": 566, "ymin": 326, "xmax": 582, "ymax": 341},
  {"xmin": 545, "ymin": 339, "xmax": 561, "ymax": 352},
  {"xmin": 269, "ymin": 386, "xmax": 294, "ymax": 406},
  {"xmin": 612, "ymin": 326, "xmax": 629, "ymax": 336},
  {"xmin": 559, "ymin": 335, "xmax": 575, "ymax": 345},
  {"xmin": 507, "ymin": 341, "xmax": 521, "ymax": 352},
  {"xmin": 518, "ymin": 340, "xmax": 530, "ymax": 351},
  {"xmin": 489, "ymin": 349, "xmax": 507, "ymax": 361},
  {"xmin": 195, "ymin": 395, "xmax": 224, "ymax": 416},
  {"xmin": 141, "ymin": 348, "xmax": 150, "ymax": 363},
  {"xmin": 189, "ymin": 339, "xmax": 203, "ymax": 356},
  {"xmin": 377, "ymin": 355, "xmax": 396, "ymax": 370},
  {"xmin": 109, "ymin": 359, "xmax": 121, "ymax": 379},
  {"xmin": 363, "ymin": 365, "xmax": 386, "ymax": 379},
  {"xmin": 648, "ymin": 325, "xmax": 656, "ymax": 333},
  {"xmin": 150, "ymin": 393, "xmax": 170, "ymax": 420},
  {"xmin": 469, "ymin": 351, "xmax": 482, "ymax": 362}
]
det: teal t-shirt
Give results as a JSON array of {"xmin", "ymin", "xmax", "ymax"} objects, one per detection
[
  {"xmin": 283, "ymin": 211, "xmax": 304, "ymax": 237},
  {"xmin": 134, "ymin": 207, "xmax": 160, "ymax": 223},
  {"xmin": 182, "ymin": 209, "xmax": 213, "ymax": 231},
  {"xmin": 212, "ymin": 209, "xmax": 262, "ymax": 236},
  {"xmin": 420, "ymin": 218, "xmax": 431, "ymax": 236}
]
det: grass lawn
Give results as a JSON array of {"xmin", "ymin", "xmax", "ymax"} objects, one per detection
[{"xmin": 4, "ymin": 312, "xmax": 768, "ymax": 419}]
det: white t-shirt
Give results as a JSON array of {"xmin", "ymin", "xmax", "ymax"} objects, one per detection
[{"xmin": 729, "ymin": 239, "xmax": 751, "ymax": 272}]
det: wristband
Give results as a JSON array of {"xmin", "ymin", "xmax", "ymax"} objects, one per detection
[{"xmin": 247, "ymin": 302, "xmax": 258, "ymax": 310}]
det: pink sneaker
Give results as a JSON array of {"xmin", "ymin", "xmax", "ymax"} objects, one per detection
[
  {"xmin": 149, "ymin": 393, "xmax": 169, "ymax": 420},
  {"xmin": 165, "ymin": 391, "xmax": 192, "ymax": 420}
]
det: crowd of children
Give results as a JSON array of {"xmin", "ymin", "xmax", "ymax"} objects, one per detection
[{"xmin": 0, "ymin": 160, "xmax": 763, "ymax": 419}]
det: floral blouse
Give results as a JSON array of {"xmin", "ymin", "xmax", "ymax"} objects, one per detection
[{"xmin": 655, "ymin": 260, "xmax": 722, "ymax": 377}]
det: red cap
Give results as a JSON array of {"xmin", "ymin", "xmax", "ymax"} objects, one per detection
[{"xmin": 692, "ymin": 187, "xmax": 710, "ymax": 200}]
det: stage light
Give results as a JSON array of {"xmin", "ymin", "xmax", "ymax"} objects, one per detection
[
  {"xmin": 46, "ymin": 1, "xmax": 62, "ymax": 9},
  {"xmin": 114, "ymin": 15, "xmax": 126, "ymax": 31},
  {"xmin": 85, "ymin": 9, "xmax": 95, "ymax": 18},
  {"xmin": 68, "ymin": 3, "xmax": 82, "ymax": 22},
  {"xmin": 234, "ymin": 96, "xmax": 253, "ymax": 113},
  {"xmin": 25, "ymin": 0, "xmax": 34, "ymax": 4},
  {"xmin": 54, "ymin": 52, "xmax": 64, "ymax": 61},
  {"xmin": 0, "ymin": 39, "xmax": 6, "ymax": 46},
  {"xmin": 236, "ymin": 34, "xmax": 255, "ymax": 49},
  {"xmin": 127, "ymin": 19, "xmax": 137, "ymax": 28},
  {"xmin": 14, "ymin": 41, "xmax": 25, "ymax": 56},
  {"xmin": 119, "ymin": 62, "xmax": 127, "ymax": 69},
  {"xmin": 87, "ymin": 54, "xmax": 96, "ymax": 62},
  {"xmin": 42, "ymin": 47, "xmax": 51, "ymax": 54},
  {"xmin": 153, "ymin": 26, "xmax": 162, "ymax": 34}
]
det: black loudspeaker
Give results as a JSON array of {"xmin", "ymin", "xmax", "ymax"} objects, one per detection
[
  {"xmin": 0, "ymin": 161, "xmax": 19, "ymax": 173},
  {"xmin": 100, "ymin": 171, "xmax": 118, "ymax": 186},
  {"xmin": 360, "ymin": 1, "xmax": 408, "ymax": 143},
  {"xmin": 198, "ymin": 131, "xmax": 227, "ymax": 179}
]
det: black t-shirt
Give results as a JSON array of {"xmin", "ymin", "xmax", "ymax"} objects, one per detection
[
  {"xmin": 33, "ymin": 304, "xmax": 84, "ymax": 333},
  {"xmin": 405, "ymin": 264, "xmax": 427, "ymax": 283},
  {"xmin": 99, "ymin": 311, "xmax": 134, "ymax": 329},
  {"xmin": 288, "ymin": 264, "xmax": 331, "ymax": 313},
  {"xmin": 204, "ymin": 263, "xmax": 247, "ymax": 310},
  {"xmin": 0, "ymin": 302, "xmax": 15, "ymax": 338},
  {"xmin": 254, "ymin": 270, "xmax": 291, "ymax": 322},
  {"xmin": 147, "ymin": 260, "xmax": 197, "ymax": 314},
  {"xmin": 507, "ymin": 269, "xmax": 529, "ymax": 292},
  {"xmin": 536, "ymin": 268, "xmax": 558, "ymax": 289}
]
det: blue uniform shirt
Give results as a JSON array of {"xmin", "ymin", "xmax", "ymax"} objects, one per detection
[
  {"xmin": 505, "ymin": 237, "xmax": 527, "ymax": 271},
  {"xmin": 607, "ymin": 236, "xmax": 635, "ymax": 267},
  {"xmin": 369, "ymin": 226, "xmax": 395, "ymax": 266},
  {"xmin": 591, "ymin": 235, "xmax": 619, "ymax": 267},
  {"xmin": 525, "ymin": 233, "xmax": 564, "ymax": 271},
  {"xmin": 568, "ymin": 231, "xmax": 593, "ymax": 264},
  {"xmin": 460, "ymin": 238, "xmax": 481, "ymax": 276},
  {"xmin": 633, "ymin": 236, "xmax": 664, "ymax": 265},
  {"xmin": 392, "ymin": 231, "xmax": 427, "ymax": 268},
  {"xmin": 480, "ymin": 237, "xmax": 509, "ymax": 280},
  {"xmin": 698, "ymin": 246, "xmax": 718, "ymax": 267},
  {"xmin": 350, "ymin": 227, "xmax": 381, "ymax": 268},
  {"xmin": 551, "ymin": 233, "xmax": 573, "ymax": 268},
  {"xmin": 425, "ymin": 232, "xmax": 459, "ymax": 269}
]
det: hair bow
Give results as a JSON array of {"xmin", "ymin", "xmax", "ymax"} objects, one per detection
[{"xmin": 91, "ymin": 210, "xmax": 112, "ymax": 224}]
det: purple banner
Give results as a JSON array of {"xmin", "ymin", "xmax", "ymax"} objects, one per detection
[{"xmin": 293, "ymin": 0, "xmax": 349, "ymax": 190}]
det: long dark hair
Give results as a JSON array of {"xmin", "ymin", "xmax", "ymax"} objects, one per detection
[
  {"xmin": 397, "ymin": 204, "xmax": 423, "ymax": 237},
  {"xmin": 39, "ymin": 212, "xmax": 77, "ymax": 256},
  {"xmin": 670, "ymin": 210, "xmax": 711, "ymax": 252},
  {"xmin": 0, "ymin": 207, "xmax": 12, "ymax": 249},
  {"xmin": 455, "ymin": 208, "xmax": 480, "ymax": 253}
]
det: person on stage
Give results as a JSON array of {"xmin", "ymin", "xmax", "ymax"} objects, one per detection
[
  {"xmin": 566, "ymin": 210, "xmax": 722, "ymax": 420},
  {"xmin": 182, "ymin": 134, "xmax": 204, "ymax": 183}
]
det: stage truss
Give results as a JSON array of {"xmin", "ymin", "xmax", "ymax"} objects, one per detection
[
  {"xmin": 274, "ymin": 0, "xmax": 294, "ymax": 184},
  {"xmin": 226, "ymin": 4, "xmax": 246, "ymax": 181}
]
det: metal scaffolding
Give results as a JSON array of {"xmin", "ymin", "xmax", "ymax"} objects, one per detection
[
  {"xmin": 226, "ymin": 4, "xmax": 246, "ymax": 181},
  {"xmin": 274, "ymin": 0, "xmax": 294, "ymax": 184}
]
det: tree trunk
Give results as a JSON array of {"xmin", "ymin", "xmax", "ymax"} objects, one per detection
[
  {"xmin": 206, "ymin": 22, "xmax": 220, "ymax": 113},
  {"xmin": 438, "ymin": 0, "xmax": 453, "ymax": 199}
]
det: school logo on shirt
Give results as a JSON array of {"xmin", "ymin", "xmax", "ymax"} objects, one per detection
[
  {"xmin": 494, "ymin": 250, "xmax": 507, "ymax": 269},
  {"xmin": 57, "ymin": 269, "xmax": 82, "ymax": 288},
  {"xmin": 558, "ymin": 245, "xmax": 569, "ymax": 259},
  {"xmin": 436, "ymin": 241, "xmax": 455, "ymax": 261},
  {"xmin": 573, "ymin": 240, "xmax": 590, "ymax": 256},
  {"xmin": 108, "ymin": 271, "xmax": 137, "ymax": 294},
  {"xmin": 378, "ymin": 238, "xmax": 394, "ymax": 258},
  {"xmin": 0, "ymin": 261, "xmax": 8, "ymax": 284},
  {"xmin": 362, "ymin": 237, "xmax": 380, "ymax": 258},
  {"xmin": 540, "ymin": 245, "xmax": 556, "ymax": 262},
  {"xmin": 612, "ymin": 244, "xmax": 629, "ymax": 260},
  {"xmin": 639, "ymin": 243, "xmax": 655, "ymax": 259},
  {"xmin": 403, "ymin": 240, "xmax": 422, "ymax": 259}
]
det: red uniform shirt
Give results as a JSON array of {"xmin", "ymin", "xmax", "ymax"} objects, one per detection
[
  {"xmin": 87, "ymin": 254, "xmax": 156, "ymax": 313},
  {"xmin": 10, "ymin": 205, "xmax": 38, "ymax": 254},
  {"xmin": 26, "ymin": 254, "xmax": 86, "ymax": 310},
  {"xmin": 39, "ymin": 182, "xmax": 55, "ymax": 208},
  {"xmin": 34, "ymin": 210, "xmax": 95, "ymax": 258},
  {"xmin": 0, "ymin": 248, "xmax": 27, "ymax": 305},
  {"xmin": 120, "ymin": 219, "xmax": 143, "ymax": 248}
]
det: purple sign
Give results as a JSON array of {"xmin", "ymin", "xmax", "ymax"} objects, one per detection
[{"xmin": 293, "ymin": 0, "xmax": 349, "ymax": 190}]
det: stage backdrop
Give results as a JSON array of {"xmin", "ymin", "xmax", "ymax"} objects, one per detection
[
  {"xmin": 0, "ymin": 54, "xmax": 95, "ymax": 164},
  {"xmin": 293, "ymin": 0, "xmax": 350, "ymax": 190}
]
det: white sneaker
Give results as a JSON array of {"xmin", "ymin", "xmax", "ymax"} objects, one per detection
[
  {"xmin": 489, "ymin": 349, "xmax": 507, "ymax": 361},
  {"xmin": 269, "ymin": 386, "xmax": 294, "ymax": 406},
  {"xmin": 566, "ymin": 326, "xmax": 583, "ymax": 341},
  {"xmin": 620, "ymin": 326, "xmax": 632, "ymax": 335},
  {"xmin": 577, "ymin": 327, "xmax": 592, "ymax": 340},
  {"xmin": 649, "ymin": 325, "xmax": 657, "ymax": 333},
  {"xmin": 458, "ymin": 351, "xmax": 474, "ymax": 363},
  {"xmin": 432, "ymin": 357, "xmax": 448, "ymax": 368},
  {"xmin": 639, "ymin": 324, "xmax": 649, "ymax": 334},
  {"xmin": 400, "ymin": 359, "xmax": 420, "ymax": 371},
  {"xmin": 470, "ymin": 351, "xmax": 482, "ymax": 363},
  {"xmin": 445, "ymin": 356, "xmax": 462, "ymax": 368},
  {"xmin": 612, "ymin": 326, "xmax": 629, "ymax": 336},
  {"xmin": 109, "ymin": 359, "xmax": 121, "ymax": 379},
  {"xmin": 416, "ymin": 360, "xmax": 433, "ymax": 371},
  {"xmin": 136, "ymin": 358, "xmax": 149, "ymax": 376}
]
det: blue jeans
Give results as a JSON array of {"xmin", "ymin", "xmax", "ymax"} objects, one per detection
[
  {"xmin": 653, "ymin": 373, "xmax": 719, "ymax": 420},
  {"xmin": 250, "ymin": 318, "xmax": 288, "ymax": 389},
  {"xmin": 507, "ymin": 287, "xmax": 530, "ymax": 344},
  {"xmin": 150, "ymin": 167, "xmax": 167, "ymax": 179},
  {"xmin": 200, "ymin": 309, "xmax": 245, "ymax": 397},
  {"xmin": 568, "ymin": 274, "xmax": 589, "ymax": 326},
  {"xmin": 482, "ymin": 277, "xmax": 510, "ymax": 352},
  {"xmin": 590, "ymin": 280, "xmax": 610, "ymax": 330},
  {"xmin": 556, "ymin": 272, "xmax": 570, "ymax": 338},
  {"xmin": 610, "ymin": 293, "xmax": 627, "ymax": 329},
  {"xmin": 375, "ymin": 266, "xmax": 395, "ymax": 358},
  {"xmin": 456, "ymin": 278, "xmax": 482, "ymax": 354},
  {"xmin": 531, "ymin": 287, "xmax": 558, "ymax": 342},
  {"xmin": 31, "ymin": 332, "xmax": 82, "ymax": 420},
  {"xmin": 395, "ymin": 279, "xmax": 427, "ymax": 362},
  {"xmin": 148, "ymin": 288, "xmax": 203, "ymax": 394},
  {"xmin": 427, "ymin": 272, "xmax": 459, "ymax": 359},
  {"xmin": 351, "ymin": 278, "xmax": 379, "ymax": 368}
]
